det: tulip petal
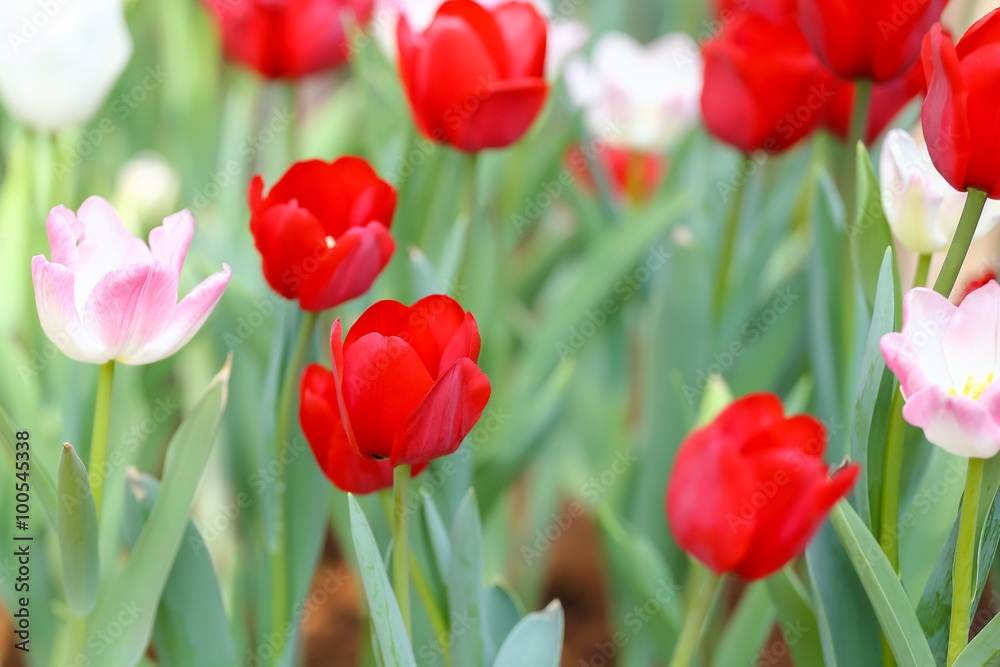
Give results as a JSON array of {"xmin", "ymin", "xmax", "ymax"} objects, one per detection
[
  {"xmin": 438, "ymin": 312, "xmax": 482, "ymax": 372},
  {"xmin": 921, "ymin": 24, "xmax": 972, "ymax": 194},
  {"xmin": 123, "ymin": 265, "xmax": 231, "ymax": 365},
  {"xmin": 300, "ymin": 363, "xmax": 399, "ymax": 494},
  {"xmin": 74, "ymin": 196, "xmax": 152, "ymax": 308},
  {"xmin": 741, "ymin": 414, "xmax": 827, "ymax": 461},
  {"xmin": 31, "ymin": 256, "xmax": 106, "ymax": 364},
  {"xmin": 902, "ymin": 385, "xmax": 1000, "ymax": 458},
  {"xmin": 893, "ymin": 287, "xmax": 958, "ymax": 393},
  {"xmin": 327, "ymin": 318, "xmax": 362, "ymax": 456},
  {"xmin": 81, "ymin": 261, "xmax": 178, "ymax": 361},
  {"xmin": 342, "ymin": 299, "xmax": 441, "ymax": 374},
  {"xmin": 666, "ymin": 422, "xmax": 758, "ymax": 574},
  {"xmin": 714, "ymin": 392, "xmax": 785, "ymax": 439},
  {"xmin": 252, "ymin": 200, "xmax": 329, "ymax": 301},
  {"xmin": 148, "ymin": 209, "xmax": 194, "ymax": 280},
  {"xmin": 299, "ymin": 222, "xmax": 396, "ymax": 312},
  {"xmin": 342, "ymin": 333, "xmax": 435, "ymax": 459},
  {"xmin": 940, "ymin": 280, "xmax": 1000, "ymax": 386},
  {"xmin": 456, "ymin": 77, "xmax": 548, "ymax": 151},
  {"xmin": 45, "ymin": 205, "xmax": 83, "ymax": 269},
  {"xmin": 390, "ymin": 357, "xmax": 491, "ymax": 466},
  {"xmin": 492, "ymin": 1, "xmax": 547, "ymax": 78}
]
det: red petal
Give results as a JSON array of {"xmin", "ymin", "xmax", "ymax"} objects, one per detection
[
  {"xmin": 921, "ymin": 23, "xmax": 971, "ymax": 194},
  {"xmin": 439, "ymin": 312, "xmax": 482, "ymax": 372},
  {"xmin": 327, "ymin": 319, "xmax": 361, "ymax": 455},
  {"xmin": 453, "ymin": 78, "xmax": 548, "ymax": 151},
  {"xmin": 390, "ymin": 358, "xmax": 491, "ymax": 466},
  {"xmin": 714, "ymin": 392, "xmax": 785, "ymax": 442},
  {"xmin": 297, "ymin": 222, "xmax": 396, "ymax": 311},
  {"xmin": 666, "ymin": 422, "xmax": 758, "ymax": 574},
  {"xmin": 491, "ymin": 2, "xmax": 547, "ymax": 78},
  {"xmin": 250, "ymin": 200, "xmax": 328, "ymax": 301},
  {"xmin": 741, "ymin": 414, "xmax": 828, "ymax": 461},
  {"xmin": 342, "ymin": 333, "xmax": 435, "ymax": 459}
]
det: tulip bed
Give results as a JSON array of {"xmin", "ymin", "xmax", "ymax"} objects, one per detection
[{"xmin": 3, "ymin": 0, "xmax": 1000, "ymax": 666}]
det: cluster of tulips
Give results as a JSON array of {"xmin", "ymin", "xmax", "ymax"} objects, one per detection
[{"xmin": 6, "ymin": 0, "xmax": 1000, "ymax": 665}]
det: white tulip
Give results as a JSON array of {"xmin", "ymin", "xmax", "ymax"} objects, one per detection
[
  {"xmin": 0, "ymin": 0, "xmax": 133, "ymax": 131},
  {"xmin": 564, "ymin": 31, "xmax": 703, "ymax": 152},
  {"xmin": 880, "ymin": 129, "xmax": 1000, "ymax": 255}
]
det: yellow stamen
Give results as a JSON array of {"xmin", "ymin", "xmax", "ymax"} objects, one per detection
[{"xmin": 954, "ymin": 372, "xmax": 996, "ymax": 400}]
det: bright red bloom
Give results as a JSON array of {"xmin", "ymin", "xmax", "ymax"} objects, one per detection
[
  {"xmin": 299, "ymin": 296, "xmax": 491, "ymax": 474},
  {"xmin": 203, "ymin": 0, "xmax": 372, "ymax": 79},
  {"xmin": 701, "ymin": 14, "xmax": 837, "ymax": 154},
  {"xmin": 825, "ymin": 56, "xmax": 927, "ymax": 144},
  {"xmin": 797, "ymin": 0, "xmax": 948, "ymax": 82},
  {"xmin": 959, "ymin": 271, "xmax": 998, "ymax": 304},
  {"xmin": 565, "ymin": 145, "xmax": 666, "ymax": 204},
  {"xmin": 921, "ymin": 13, "xmax": 1000, "ymax": 199},
  {"xmin": 666, "ymin": 394, "xmax": 859, "ymax": 580},
  {"xmin": 716, "ymin": 0, "xmax": 796, "ymax": 22},
  {"xmin": 249, "ymin": 157, "xmax": 396, "ymax": 312},
  {"xmin": 396, "ymin": 0, "xmax": 549, "ymax": 152}
]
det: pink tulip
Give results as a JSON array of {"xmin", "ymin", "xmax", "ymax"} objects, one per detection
[
  {"xmin": 32, "ymin": 197, "xmax": 231, "ymax": 365},
  {"xmin": 881, "ymin": 281, "xmax": 1000, "ymax": 458}
]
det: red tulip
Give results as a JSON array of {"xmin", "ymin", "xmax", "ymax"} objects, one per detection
[
  {"xmin": 797, "ymin": 0, "xmax": 948, "ymax": 82},
  {"xmin": 921, "ymin": 13, "xmax": 1000, "ymax": 199},
  {"xmin": 396, "ymin": 0, "xmax": 549, "ymax": 152},
  {"xmin": 299, "ymin": 296, "xmax": 491, "ymax": 472},
  {"xmin": 204, "ymin": 0, "xmax": 372, "ymax": 79},
  {"xmin": 565, "ymin": 144, "xmax": 665, "ymax": 203},
  {"xmin": 701, "ymin": 14, "xmax": 837, "ymax": 154},
  {"xmin": 666, "ymin": 394, "xmax": 859, "ymax": 580},
  {"xmin": 249, "ymin": 157, "xmax": 396, "ymax": 312},
  {"xmin": 716, "ymin": 0, "xmax": 795, "ymax": 22},
  {"xmin": 825, "ymin": 56, "xmax": 927, "ymax": 144}
]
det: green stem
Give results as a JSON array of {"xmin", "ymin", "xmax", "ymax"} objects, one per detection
[
  {"xmin": 456, "ymin": 152, "xmax": 479, "ymax": 294},
  {"xmin": 268, "ymin": 309, "xmax": 318, "ymax": 665},
  {"xmin": 711, "ymin": 158, "xmax": 751, "ymax": 317},
  {"xmin": 668, "ymin": 561, "xmax": 722, "ymax": 667},
  {"xmin": 948, "ymin": 457, "xmax": 984, "ymax": 666},
  {"xmin": 913, "ymin": 253, "xmax": 932, "ymax": 289},
  {"xmin": 410, "ymin": 551, "xmax": 450, "ymax": 666},
  {"xmin": 393, "ymin": 464, "xmax": 412, "ymax": 635},
  {"xmin": 840, "ymin": 80, "xmax": 872, "ymax": 219},
  {"xmin": 88, "ymin": 360, "xmax": 115, "ymax": 518},
  {"xmin": 934, "ymin": 189, "xmax": 989, "ymax": 297},
  {"xmin": 880, "ymin": 388, "xmax": 906, "ymax": 571}
]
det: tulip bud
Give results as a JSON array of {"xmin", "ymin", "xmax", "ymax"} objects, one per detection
[{"xmin": 113, "ymin": 152, "xmax": 182, "ymax": 235}]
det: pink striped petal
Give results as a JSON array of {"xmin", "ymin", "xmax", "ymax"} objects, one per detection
[
  {"xmin": 881, "ymin": 332, "xmax": 936, "ymax": 399},
  {"xmin": 898, "ymin": 287, "xmax": 959, "ymax": 388},
  {"xmin": 148, "ymin": 209, "xmax": 194, "ymax": 280},
  {"xmin": 942, "ymin": 280, "xmax": 1000, "ymax": 385},
  {"xmin": 123, "ymin": 265, "xmax": 231, "ymax": 365},
  {"xmin": 45, "ymin": 205, "xmax": 83, "ymax": 269},
  {"xmin": 74, "ymin": 197, "xmax": 151, "ymax": 308},
  {"xmin": 902, "ymin": 384, "xmax": 1000, "ymax": 458},
  {"xmin": 31, "ymin": 256, "xmax": 106, "ymax": 364},
  {"xmin": 81, "ymin": 261, "xmax": 178, "ymax": 361}
]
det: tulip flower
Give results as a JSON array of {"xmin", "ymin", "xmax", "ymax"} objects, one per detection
[
  {"xmin": 31, "ymin": 197, "xmax": 230, "ymax": 365},
  {"xmin": 666, "ymin": 393, "xmax": 859, "ymax": 580},
  {"xmin": 248, "ymin": 157, "xmax": 396, "ymax": 312},
  {"xmin": 797, "ymin": 0, "xmax": 948, "ymax": 82},
  {"xmin": 565, "ymin": 31, "xmax": 702, "ymax": 153},
  {"xmin": 203, "ymin": 0, "xmax": 373, "ymax": 79},
  {"xmin": 300, "ymin": 296, "xmax": 491, "ymax": 468},
  {"xmin": 565, "ymin": 144, "xmax": 665, "ymax": 204},
  {"xmin": 881, "ymin": 283, "xmax": 1000, "ymax": 458},
  {"xmin": 396, "ymin": 0, "xmax": 549, "ymax": 151},
  {"xmin": 0, "ymin": 0, "xmax": 133, "ymax": 131},
  {"xmin": 879, "ymin": 129, "xmax": 1000, "ymax": 254},
  {"xmin": 716, "ymin": 0, "xmax": 795, "ymax": 22},
  {"xmin": 701, "ymin": 14, "xmax": 836, "ymax": 154},
  {"xmin": 921, "ymin": 13, "xmax": 1000, "ymax": 200}
]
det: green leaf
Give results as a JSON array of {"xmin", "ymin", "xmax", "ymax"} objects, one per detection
[
  {"xmin": 483, "ymin": 583, "xmax": 523, "ymax": 666},
  {"xmin": 420, "ymin": 490, "xmax": 451, "ymax": 582},
  {"xmin": 448, "ymin": 490, "xmax": 484, "ymax": 667},
  {"xmin": 348, "ymin": 494, "xmax": 416, "ymax": 667},
  {"xmin": 953, "ymin": 607, "xmax": 1000, "ymax": 666},
  {"xmin": 851, "ymin": 143, "xmax": 901, "ymax": 312},
  {"xmin": 57, "ymin": 442, "xmax": 99, "ymax": 616},
  {"xmin": 829, "ymin": 501, "xmax": 937, "ymax": 667},
  {"xmin": 764, "ymin": 568, "xmax": 825, "ymax": 667},
  {"xmin": 123, "ymin": 471, "xmax": 233, "ymax": 667},
  {"xmin": 712, "ymin": 582, "xmax": 774, "ymax": 667},
  {"xmin": 81, "ymin": 357, "xmax": 231, "ymax": 666},
  {"xmin": 850, "ymin": 248, "xmax": 897, "ymax": 535},
  {"xmin": 492, "ymin": 600, "xmax": 564, "ymax": 667}
]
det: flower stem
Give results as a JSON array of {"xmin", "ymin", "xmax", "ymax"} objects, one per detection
[
  {"xmin": 934, "ymin": 189, "xmax": 988, "ymax": 297},
  {"xmin": 88, "ymin": 360, "xmax": 115, "ymax": 518},
  {"xmin": 668, "ymin": 561, "xmax": 722, "ymax": 667},
  {"xmin": 913, "ymin": 253, "xmax": 932, "ymax": 289},
  {"xmin": 393, "ymin": 464, "xmax": 412, "ymax": 635},
  {"xmin": 712, "ymin": 157, "xmax": 752, "ymax": 318},
  {"xmin": 840, "ymin": 80, "xmax": 872, "ymax": 218},
  {"xmin": 268, "ymin": 309, "xmax": 318, "ymax": 665},
  {"xmin": 948, "ymin": 457, "xmax": 984, "ymax": 666}
]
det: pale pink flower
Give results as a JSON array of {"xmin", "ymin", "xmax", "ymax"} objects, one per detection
[
  {"xmin": 881, "ymin": 282, "xmax": 1000, "ymax": 458},
  {"xmin": 31, "ymin": 197, "xmax": 230, "ymax": 366}
]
